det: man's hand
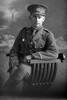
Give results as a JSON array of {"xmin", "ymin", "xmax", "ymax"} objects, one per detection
[
  {"xmin": 9, "ymin": 56, "xmax": 19, "ymax": 68},
  {"xmin": 23, "ymin": 55, "xmax": 32, "ymax": 63},
  {"xmin": 25, "ymin": 55, "xmax": 32, "ymax": 60}
]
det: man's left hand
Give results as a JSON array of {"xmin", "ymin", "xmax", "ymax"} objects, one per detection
[{"xmin": 25, "ymin": 55, "xmax": 32, "ymax": 60}]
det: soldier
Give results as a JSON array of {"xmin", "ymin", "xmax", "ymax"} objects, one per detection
[{"xmin": 4, "ymin": 4, "xmax": 59, "ymax": 93}]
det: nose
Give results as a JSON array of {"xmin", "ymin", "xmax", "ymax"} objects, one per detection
[
  {"xmin": 36, "ymin": 17, "xmax": 39, "ymax": 21},
  {"xmin": 36, "ymin": 17, "xmax": 39, "ymax": 23}
]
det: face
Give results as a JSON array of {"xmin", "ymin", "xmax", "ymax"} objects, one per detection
[{"xmin": 30, "ymin": 14, "xmax": 45, "ymax": 28}]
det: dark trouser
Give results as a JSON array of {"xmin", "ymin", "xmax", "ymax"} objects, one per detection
[{"xmin": 4, "ymin": 64, "xmax": 31, "ymax": 94}]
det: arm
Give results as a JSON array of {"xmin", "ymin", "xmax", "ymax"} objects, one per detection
[
  {"xmin": 45, "ymin": 31, "xmax": 59, "ymax": 54},
  {"xmin": 39, "ymin": 31, "xmax": 59, "ymax": 59},
  {"xmin": 9, "ymin": 28, "xmax": 26, "ymax": 71},
  {"xmin": 32, "ymin": 31, "xmax": 59, "ymax": 59}
]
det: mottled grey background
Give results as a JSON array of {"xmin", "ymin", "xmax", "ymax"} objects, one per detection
[
  {"xmin": 0, "ymin": 0, "xmax": 67, "ymax": 38},
  {"xmin": 0, "ymin": 0, "xmax": 67, "ymax": 99}
]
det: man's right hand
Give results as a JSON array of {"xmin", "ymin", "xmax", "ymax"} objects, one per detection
[{"xmin": 9, "ymin": 56, "xmax": 19, "ymax": 67}]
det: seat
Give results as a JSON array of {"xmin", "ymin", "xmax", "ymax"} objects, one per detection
[
  {"xmin": 28, "ymin": 59, "xmax": 60, "ymax": 86},
  {"xmin": 6, "ymin": 53, "xmax": 65, "ymax": 86}
]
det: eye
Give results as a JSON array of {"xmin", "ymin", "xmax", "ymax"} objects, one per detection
[
  {"xmin": 33, "ymin": 15, "xmax": 37, "ymax": 18},
  {"xmin": 31, "ymin": 15, "xmax": 36, "ymax": 20}
]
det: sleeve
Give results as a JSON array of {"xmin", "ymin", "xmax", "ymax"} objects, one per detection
[
  {"xmin": 9, "ymin": 27, "xmax": 26, "ymax": 68},
  {"xmin": 38, "ymin": 31, "xmax": 59, "ymax": 59},
  {"xmin": 45, "ymin": 31, "xmax": 59, "ymax": 54},
  {"xmin": 32, "ymin": 31, "xmax": 59, "ymax": 59}
]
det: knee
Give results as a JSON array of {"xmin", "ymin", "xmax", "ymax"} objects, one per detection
[
  {"xmin": 9, "ymin": 63, "xmax": 31, "ymax": 81},
  {"xmin": 19, "ymin": 63, "xmax": 31, "ymax": 76}
]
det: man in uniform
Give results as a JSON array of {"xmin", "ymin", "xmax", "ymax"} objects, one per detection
[{"xmin": 4, "ymin": 4, "xmax": 59, "ymax": 93}]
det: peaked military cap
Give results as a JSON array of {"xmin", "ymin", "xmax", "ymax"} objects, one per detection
[{"xmin": 27, "ymin": 4, "xmax": 47, "ymax": 15}]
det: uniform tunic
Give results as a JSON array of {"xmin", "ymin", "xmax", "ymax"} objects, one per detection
[{"xmin": 9, "ymin": 27, "xmax": 58, "ymax": 67}]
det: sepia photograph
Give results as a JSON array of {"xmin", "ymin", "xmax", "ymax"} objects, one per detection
[{"xmin": 0, "ymin": 0, "xmax": 67, "ymax": 100}]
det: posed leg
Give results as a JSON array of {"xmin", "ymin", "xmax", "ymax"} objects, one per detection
[{"xmin": 3, "ymin": 64, "xmax": 31, "ymax": 94}]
